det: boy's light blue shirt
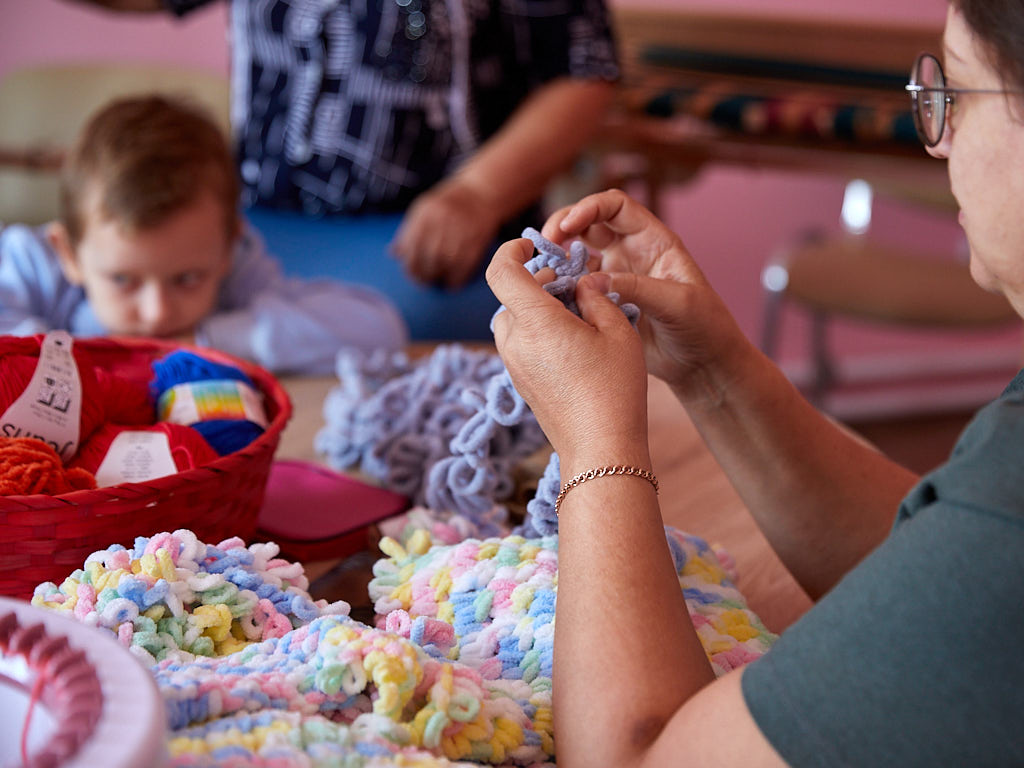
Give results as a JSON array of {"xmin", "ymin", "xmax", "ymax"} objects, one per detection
[{"xmin": 0, "ymin": 220, "xmax": 408, "ymax": 374}]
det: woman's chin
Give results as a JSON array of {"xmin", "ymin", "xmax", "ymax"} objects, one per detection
[{"xmin": 967, "ymin": 255, "xmax": 1000, "ymax": 294}]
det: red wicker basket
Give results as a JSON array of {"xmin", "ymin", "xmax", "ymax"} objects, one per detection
[{"xmin": 0, "ymin": 337, "xmax": 292, "ymax": 600}]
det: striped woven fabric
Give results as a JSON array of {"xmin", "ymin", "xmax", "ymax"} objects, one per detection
[{"xmin": 636, "ymin": 46, "xmax": 918, "ymax": 145}]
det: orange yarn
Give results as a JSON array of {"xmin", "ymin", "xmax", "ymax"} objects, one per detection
[{"xmin": 0, "ymin": 437, "xmax": 97, "ymax": 496}]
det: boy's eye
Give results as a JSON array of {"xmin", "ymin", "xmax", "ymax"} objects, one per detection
[
  {"xmin": 109, "ymin": 273, "xmax": 139, "ymax": 290},
  {"xmin": 173, "ymin": 271, "xmax": 206, "ymax": 289}
]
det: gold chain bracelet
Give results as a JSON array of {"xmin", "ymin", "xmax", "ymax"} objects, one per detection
[{"xmin": 554, "ymin": 465, "xmax": 659, "ymax": 516}]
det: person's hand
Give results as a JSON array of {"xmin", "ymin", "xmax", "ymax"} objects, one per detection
[
  {"xmin": 542, "ymin": 189, "xmax": 703, "ymax": 282},
  {"xmin": 486, "ymin": 238, "xmax": 650, "ymax": 474},
  {"xmin": 541, "ymin": 189, "xmax": 747, "ymax": 402},
  {"xmin": 390, "ymin": 179, "xmax": 503, "ymax": 290}
]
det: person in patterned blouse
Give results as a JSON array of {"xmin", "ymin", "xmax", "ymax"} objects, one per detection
[{"xmin": 65, "ymin": 0, "xmax": 619, "ymax": 289}]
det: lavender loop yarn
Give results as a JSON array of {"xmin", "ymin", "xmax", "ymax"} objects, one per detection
[
  {"xmin": 521, "ymin": 227, "xmax": 586, "ymax": 276},
  {"xmin": 486, "ymin": 372, "xmax": 527, "ymax": 427},
  {"xmin": 316, "ymin": 344, "xmax": 546, "ymax": 533},
  {"xmin": 491, "ymin": 227, "xmax": 637, "ymax": 331},
  {"xmin": 316, "ymin": 227, "xmax": 639, "ymax": 537},
  {"xmin": 449, "ymin": 410, "xmax": 496, "ymax": 454},
  {"xmin": 522, "ymin": 453, "xmax": 561, "ymax": 538}
]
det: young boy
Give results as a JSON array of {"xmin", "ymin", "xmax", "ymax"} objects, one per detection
[{"xmin": 0, "ymin": 95, "xmax": 408, "ymax": 374}]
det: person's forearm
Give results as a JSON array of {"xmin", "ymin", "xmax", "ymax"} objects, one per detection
[
  {"xmin": 553, "ymin": 438, "xmax": 715, "ymax": 768},
  {"xmin": 451, "ymin": 78, "xmax": 615, "ymax": 223},
  {"xmin": 676, "ymin": 336, "xmax": 919, "ymax": 600}
]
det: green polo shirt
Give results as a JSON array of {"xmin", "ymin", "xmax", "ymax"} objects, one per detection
[{"xmin": 742, "ymin": 370, "xmax": 1024, "ymax": 767}]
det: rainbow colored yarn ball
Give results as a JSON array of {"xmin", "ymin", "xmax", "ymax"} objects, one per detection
[{"xmin": 151, "ymin": 350, "xmax": 267, "ymax": 455}]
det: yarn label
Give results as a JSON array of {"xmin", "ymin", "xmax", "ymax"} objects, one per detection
[
  {"xmin": 157, "ymin": 379, "xmax": 267, "ymax": 428},
  {"xmin": 0, "ymin": 330, "xmax": 82, "ymax": 461},
  {"xmin": 95, "ymin": 431, "xmax": 178, "ymax": 486}
]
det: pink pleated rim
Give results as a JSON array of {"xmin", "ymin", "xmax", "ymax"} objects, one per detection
[{"xmin": 0, "ymin": 610, "xmax": 102, "ymax": 768}]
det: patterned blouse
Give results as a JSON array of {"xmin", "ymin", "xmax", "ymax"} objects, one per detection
[{"xmin": 165, "ymin": 0, "xmax": 619, "ymax": 215}]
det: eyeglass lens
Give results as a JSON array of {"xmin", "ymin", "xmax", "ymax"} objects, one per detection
[{"xmin": 911, "ymin": 53, "xmax": 946, "ymax": 146}]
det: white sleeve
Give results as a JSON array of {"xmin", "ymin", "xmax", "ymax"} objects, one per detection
[
  {"xmin": 0, "ymin": 224, "xmax": 76, "ymax": 336},
  {"xmin": 195, "ymin": 222, "xmax": 408, "ymax": 374}
]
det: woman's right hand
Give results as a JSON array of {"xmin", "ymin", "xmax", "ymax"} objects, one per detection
[
  {"xmin": 486, "ymin": 238, "xmax": 651, "ymax": 474},
  {"xmin": 543, "ymin": 190, "xmax": 748, "ymax": 404}
]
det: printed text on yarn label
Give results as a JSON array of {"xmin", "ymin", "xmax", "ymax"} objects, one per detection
[
  {"xmin": 0, "ymin": 331, "xmax": 82, "ymax": 461},
  {"xmin": 95, "ymin": 430, "xmax": 178, "ymax": 486}
]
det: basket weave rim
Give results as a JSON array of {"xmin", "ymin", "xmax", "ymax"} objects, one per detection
[{"xmin": 0, "ymin": 336, "xmax": 293, "ymax": 510}]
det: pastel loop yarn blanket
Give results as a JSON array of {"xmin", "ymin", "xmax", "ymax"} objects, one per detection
[
  {"xmin": 31, "ymin": 529, "xmax": 351, "ymax": 665},
  {"xmin": 31, "ymin": 522, "xmax": 776, "ymax": 766},
  {"xmin": 168, "ymin": 710, "xmax": 475, "ymax": 766},
  {"xmin": 31, "ymin": 530, "xmax": 554, "ymax": 766},
  {"xmin": 369, "ymin": 525, "xmax": 777, "ymax": 681},
  {"xmin": 157, "ymin": 614, "xmax": 553, "ymax": 765}
]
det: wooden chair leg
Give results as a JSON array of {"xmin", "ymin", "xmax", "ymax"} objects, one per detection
[
  {"xmin": 759, "ymin": 270, "xmax": 785, "ymax": 359},
  {"xmin": 808, "ymin": 309, "xmax": 836, "ymax": 406}
]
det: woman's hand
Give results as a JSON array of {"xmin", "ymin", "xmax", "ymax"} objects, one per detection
[
  {"xmin": 486, "ymin": 238, "xmax": 650, "ymax": 474},
  {"xmin": 542, "ymin": 189, "xmax": 702, "ymax": 283},
  {"xmin": 542, "ymin": 190, "xmax": 747, "ymax": 404}
]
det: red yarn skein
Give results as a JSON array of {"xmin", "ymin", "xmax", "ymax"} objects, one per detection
[
  {"xmin": 94, "ymin": 368, "xmax": 155, "ymax": 426},
  {"xmin": 70, "ymin": 422, "xmax": 219, "ymax": 477},
  {"xmin": 0, "ymin": 335, "xmax": 108, "ymax": 447},
  {"xmin": 0, "ymin": 437, "xmax": 97, "ymax": 495}
]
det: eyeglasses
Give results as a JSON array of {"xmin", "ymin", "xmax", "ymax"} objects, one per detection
[{"xmin": 905, "ymin": 52, "xmax": 1024, "ymax": 147}]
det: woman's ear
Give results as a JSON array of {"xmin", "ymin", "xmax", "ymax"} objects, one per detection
[{"xmin": 46, "ymin": 221, "xmax": 84, "ymax": 285}]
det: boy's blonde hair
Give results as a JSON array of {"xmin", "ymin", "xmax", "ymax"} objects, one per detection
[{"xmin": 59, "ymin": 94, "xmax": 239, "ymax": 246}]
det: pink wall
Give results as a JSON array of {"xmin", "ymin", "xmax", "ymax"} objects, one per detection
[
  {"xmin": 0, "ymin": 1, "xmax": 230, "ymax": 79},
  {"xmin": 0, "ymin": 0, "xmax": 949, "ymax": 85},
  {"xmin": 3, "ymin": 0, "xmax": 1018, "ymax": 416}
]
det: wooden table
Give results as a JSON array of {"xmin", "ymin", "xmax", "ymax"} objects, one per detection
[{"xmin": 277, "ymin": 365, "xmax": 812, "ymax": 635}]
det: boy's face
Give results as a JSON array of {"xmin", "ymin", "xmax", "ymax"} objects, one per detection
[{"xmin": 51, "ymin": 190, "xmax": 234, "ymax": 339}]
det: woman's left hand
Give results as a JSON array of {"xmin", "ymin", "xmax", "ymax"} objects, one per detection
[{"xmin": 486, "ymin": 238, "xmax": 651, "ymax": 473}]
